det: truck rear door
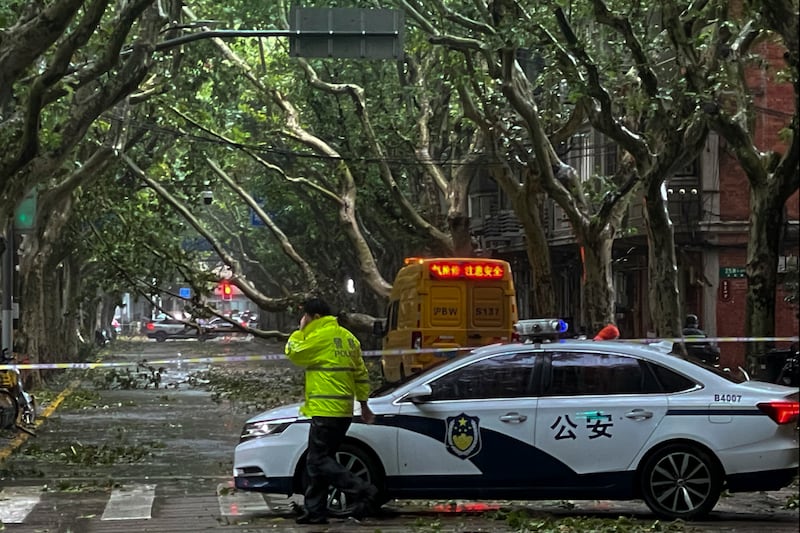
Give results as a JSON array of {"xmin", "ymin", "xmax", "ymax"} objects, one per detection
[
  {"xmin": 469, "ymin": 283, "xmax": 512, "ymax": 345},
  {"xmin": 427, "ymin": 284, "xmax": 465, "ymax": 347}
]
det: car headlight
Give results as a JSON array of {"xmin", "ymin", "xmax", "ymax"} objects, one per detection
[{"xmin": 239, "ymin": 417, "xmax": 296, "ymax": 442}]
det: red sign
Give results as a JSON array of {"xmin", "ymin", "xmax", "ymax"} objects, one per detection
[
  {"xmin": 429, "ymin": 261, "xmax": 505, "ymax": 280},
  {"xmin": 719, "ymin": 279, "xmax": 731, "ymax": 302}
]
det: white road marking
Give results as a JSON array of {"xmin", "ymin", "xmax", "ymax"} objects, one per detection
[
  {"xmin": 0, "ymin": 486, "xmax": 42, "ymax": 523},
  {"xmin": 217, "ymin": 482, "xmax": 270, "ymax": 516},
  {"xmin": 101, "ymin": 483, "xmax": 156, "ymax": 520}
]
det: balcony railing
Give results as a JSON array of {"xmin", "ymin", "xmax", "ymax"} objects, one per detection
[{"xmin": 470, "ymin": 177, "xmax": 704, "ymax": 251}]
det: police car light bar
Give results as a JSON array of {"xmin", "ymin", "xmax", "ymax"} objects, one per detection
[{"xmin": 514, "ymin": 318, "xmax": 569, "ymax": 339}]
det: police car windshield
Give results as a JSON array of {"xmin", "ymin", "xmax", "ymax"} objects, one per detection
[{"xmin": 370, "ymin": 358, "xmax": 453, "ymax": 396}]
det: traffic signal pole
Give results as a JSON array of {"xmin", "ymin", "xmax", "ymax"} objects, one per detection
[{"xmin": 2, "ymin": 220, "xmax": 13, "ymax": 354}]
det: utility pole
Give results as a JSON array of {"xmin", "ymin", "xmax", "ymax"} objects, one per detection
[
  {"xmin": 2, "ymin": 220, "xmax": 13, "ymax": 354},
  {"xmin": 4, "ymin": 188, "xmax": 36, "ymax": 354}
]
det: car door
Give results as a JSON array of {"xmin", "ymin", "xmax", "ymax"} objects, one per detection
[
  {"xmin": 533, "ymin": 349, "xmax": 668, "ymax": 487},
  {"xmin": 395, "ymin": 350, "xmax": 540, "ymax": 493}
]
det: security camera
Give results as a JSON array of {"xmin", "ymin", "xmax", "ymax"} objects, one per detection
[{"xmin": 201, "ymin": 190, "xmax": 213, "ymax": 205}]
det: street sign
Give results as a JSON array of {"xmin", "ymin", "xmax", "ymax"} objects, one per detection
[
  {"xmin": 719, "ymin": 267, "xmax": 745, "ymax": 279},
  {"xmin": 249, "ymin": 199, "xmax": 265, "ymax": 227},
  {"xmin": 179, "ymin": 287, "xmax": 191, "ymax": 299},
  {"xmin": 249, "ymin": 209, "xmax": 265, "ymax": 227},
  {"xmin": 719, "ymin": 279, "xmax": 732, "ymax": 302},
  {"xmin": 289, "ymin": 7, "xmax": 404, "ymax": 59}
]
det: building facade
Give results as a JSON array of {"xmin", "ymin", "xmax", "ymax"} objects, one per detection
[{"xmin": 469, "ymin": 41, "xmax": 798, "ymax": 368}]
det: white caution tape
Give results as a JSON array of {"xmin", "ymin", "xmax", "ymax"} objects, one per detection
[
  {"xmin": 0, "ymin": 353, "xmax": 287, "ymax": 371},
  {"xmin": 615, "ymin": 336, "xmax": 798, "ymax": 344},
  {"xmin": 0, "ymin": 337, "xmax": 795, "ymax": 371}
]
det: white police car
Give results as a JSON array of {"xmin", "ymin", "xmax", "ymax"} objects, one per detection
[{"xmin": 233, "ymin": 329, "xmax": 799, "ymax": 520}]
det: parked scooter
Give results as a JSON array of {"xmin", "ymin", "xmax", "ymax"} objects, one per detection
[
  {"xmin": 775, "ymin": 346, "xmax": 799, "ymax": 387},
  {"xmin": 754, "ymin": 344, "xmax": 799, "ymax": 387},
  {"xmin": 0, "ymin": 348, "xmax": 36, "ymax": 435}
]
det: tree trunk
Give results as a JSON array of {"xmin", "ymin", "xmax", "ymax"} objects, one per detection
[
  {"xmin": 490, "ymin": 163, "xmax": 558, "ymax": 317},
  {"xmin": 513, "ymin": 194, "xmax": 556, "ymax": 317},
  {"xmin": 643, "ymin": 188, "xmax": 683, "ymax": 338},
  {"xmin": 578, "ymin": 224, "xmax": 615, "ymax": 333},
  {"xmin": 448, "ymin": 212, "xmax": 473, "ymax": 257},
  {"xmin": 18, "ymin": 193, "xmax": 82, "ymax": 386},
  {"xmin": 744, "ymin": 180, "xmax": 784, "ymax": 373}
]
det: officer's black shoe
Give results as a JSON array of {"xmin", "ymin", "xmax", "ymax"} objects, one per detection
[
  {"xmin": 290, "ymin": 502, "xmax": 304, "ymax": 516},
  {"xmin": 351, "ymin": 497, "xmax": 380, "ymax": 520},
  {"xmin": 295, "ymin": 512, "xmax": 328, "ymax": 525}
]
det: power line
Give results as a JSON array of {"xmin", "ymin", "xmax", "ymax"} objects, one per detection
[
  {"xmin": 114, "ymin": 114, "xmax": 623, "ymax": 168},
  {"xmin": 110, "ymin": 103, "xmax": 792, "ymax": 169}
]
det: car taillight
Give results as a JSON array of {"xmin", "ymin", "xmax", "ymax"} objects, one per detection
[
  {"xmin": 757, "ymin": 401, "xmax": 800, "ymax": 424},
  {"xmin": 146, "ymin": 322, "xmax": 155, "ymax": 331}
]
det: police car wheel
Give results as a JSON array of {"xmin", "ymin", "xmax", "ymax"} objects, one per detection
[
  {"xmin": 312, "ymin": 443, "xmax": 383, "ymax": 517},
  {"xmin": 640, "ymin": 443, "xmax": 721, "ymax": 520}
]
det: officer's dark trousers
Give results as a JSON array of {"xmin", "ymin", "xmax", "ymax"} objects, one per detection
[{"xmin": 304, "ymin": 416, "xmax": 373, "ymax": 518}]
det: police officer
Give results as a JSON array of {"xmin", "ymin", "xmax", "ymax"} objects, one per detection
[{"xmin": 285, "ymin": 297, "xmax": 379, "ymax": 524}]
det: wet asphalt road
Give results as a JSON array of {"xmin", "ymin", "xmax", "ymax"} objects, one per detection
[{"xmin": 0, "ymin": 337, "xmax": 798, "ymax": 532}]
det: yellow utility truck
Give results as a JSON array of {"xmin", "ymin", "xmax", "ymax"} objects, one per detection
[{"xmin": 377, "ymin": 257, "xmax": 518, "ymax": 382}]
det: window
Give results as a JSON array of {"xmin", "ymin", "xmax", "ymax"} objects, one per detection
[
  {"xmin": 565, "ymin": 133, "xmax": 591, "ymax": 182},
  {"xmin": 563, "ymin": 130, "xmax": 618, "ymax": 184},
  {"xmin": 544, "ymin": 352, "xmax": 660, "ymax": 396},
  {"xmin": 646, "ymin": 362, "xmax": 697, "ymax": 392},
  {"xmin": 469, "ymin": 193, "xmax": 497, "ymax": 219},
  {"xmin": 429, "ymin": 352, "xmax": 539, "ymax": 400},
  {"xmin": 387, "ymin": 300, "xmax": 399, "ymax": 332}
]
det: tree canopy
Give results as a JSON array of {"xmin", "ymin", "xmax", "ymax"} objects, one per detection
[{"xmin": 0, "ymin": 0, "xmax": 796, "ymax": 373}]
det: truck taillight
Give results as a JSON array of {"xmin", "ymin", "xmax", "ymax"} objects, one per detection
[
  {"xmin": 146, "ymin": 322, "xmax": 155, "ymax": 331},
  {"xmin": 411, "ymin": 331, "xmax": 422, "ymax": 349},
  {"xmin": 757, "ymin": 401, "xmax": 800, "ymax": 425}
]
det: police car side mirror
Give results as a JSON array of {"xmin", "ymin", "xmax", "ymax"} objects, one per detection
[
  {"xmin": 372, "ymin": 320, "xmax": 385, "ymax": 337},
  {"xmin": 403, "ymin": 384, "xmax": 432, "ymax": 403}
]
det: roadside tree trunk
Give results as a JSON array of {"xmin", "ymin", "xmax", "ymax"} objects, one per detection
[
  {"xmin": 643, "ymin": 187, "xmax": 683, "ymax": 338},
  {"xmin": 500, "ymin": 173, "xmax": 557, "ymax": 317},
  {"xmin": 576, "ymin": 222, "xmax": 615, "ymax": 333},
  {"xmin": 744, "ymin": 181, "xmax": 787, "ymax": 373}
]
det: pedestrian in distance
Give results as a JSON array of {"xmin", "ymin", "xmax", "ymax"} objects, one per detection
[
  {"xmin": 593, "ymin": 323, "xmax": 620, "ymax": 341},
  {"xmin": 681, "ymin": 314, "xmax": 720, "ymax": 365},
  {"xmin": 682, "ymin": 314, "xmax": 706, "ymax": 337},
  {"xmin": 284, "ymin": 297, "xmax": 380, "ymax": 525}
]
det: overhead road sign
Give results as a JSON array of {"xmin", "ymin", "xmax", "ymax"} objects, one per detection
[
  {"xmin": 289, "ymin": 7, "xmax": 404, "ymax": 59},
  {"xmin": 152, "ymin": 8, "xmax": 404, "ymax": 60}
]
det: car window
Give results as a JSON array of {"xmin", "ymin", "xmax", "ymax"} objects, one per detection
[
  {"xmin": 543, "ymin": 351, "xmax": 658, "ymax": 396},
  {"xmin": 428, "ymin": 352, "xmax": 539, "ymax": 400},
  {"xmin": 387, "ymin": 300, "xmax": 399, "ymax": 332},
  {"xmin": 371, "ymin": 357, "xmax": 452, "ymax": 397},
  {"xmin": 645, "ymin": 361, "xmax": 698, "ymax": 392}
]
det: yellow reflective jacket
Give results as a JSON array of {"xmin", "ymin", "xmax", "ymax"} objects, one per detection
[{"xmin": 285, "ymin": 315, "xmax": 371, "ymax": 418}]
